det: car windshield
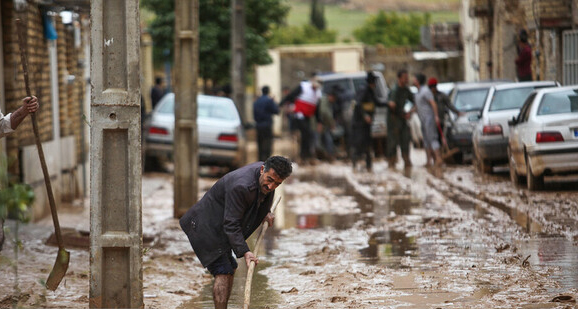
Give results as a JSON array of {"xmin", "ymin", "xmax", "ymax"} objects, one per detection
[
  {"xmin": 489, "ymin": 87, "xmax": 538, "ymax": 111},
  {"xmin": 155, "ymin": 94, "xmax": 239, "ymax": 121},
  {"xmin": 453, "ymin": 88, "xmax": 489, "ymax": 111},
  {"xmin": 537, "ymin": 90, "xmax": 578, "ymax": 115},
  {"xmin": 198, "ymin": 98, "xmax": 239, "ymax": 120}
]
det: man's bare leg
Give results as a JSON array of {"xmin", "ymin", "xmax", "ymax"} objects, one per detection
[{"xmin": 213, "ymin": 274, "xmax": 234, "ymax": 309}]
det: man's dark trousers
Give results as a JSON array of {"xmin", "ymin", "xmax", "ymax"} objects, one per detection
[{"xmin": 257, "ymin": 126, "xmax": 273, "ymax": 162}]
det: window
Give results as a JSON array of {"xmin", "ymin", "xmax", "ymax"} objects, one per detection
[
  {"xmin": 490, "ymin": 87, "xmax": 540, "ymax": 111},
  {"xmin": 537, "ymin": 90, "xmax": 578, "ymax": 115},
  {"xmin": 453, "ymin": 88, "xmax": 489, "ymax": 111}
]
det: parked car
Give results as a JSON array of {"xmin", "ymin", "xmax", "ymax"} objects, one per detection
[
  {"xmin": 445, "ymin": 81, "xmax": 510, "ymax": 162},
  {"xmin": 472, "ymin": 81, "xmax": 560, "ymax": 173},
  {"xmin": 144, "ymin": 93, "xmax": 247, "ymax": 170},
  {"xmin": 508, "ymin": 86, "xmax": 578, "ymax": 190}
]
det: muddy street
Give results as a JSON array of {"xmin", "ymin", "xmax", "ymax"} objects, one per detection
[{"xmin": 1, "ymin": 152, "xmax": 578, "ymax": 308}]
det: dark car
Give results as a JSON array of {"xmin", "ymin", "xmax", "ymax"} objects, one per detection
[{"xmin": 445, "ymin": 81, "xmax": 509, "ymax": 162}]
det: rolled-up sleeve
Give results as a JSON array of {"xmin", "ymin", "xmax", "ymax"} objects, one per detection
[
  {"xmin": 0, "ymin": 111, "xmax": 14, "ymax": 138},
  {"xmin": 223, "ymin": 184, "xmax": 251, "ymax": 258}
]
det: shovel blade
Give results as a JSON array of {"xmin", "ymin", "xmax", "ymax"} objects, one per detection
[{"xmin": 46, "ymin": 248, "xmax": 70, "ymax": 291}]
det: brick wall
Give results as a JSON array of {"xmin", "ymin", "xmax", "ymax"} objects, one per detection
[
  {"xmin": 2, "ymin": 2, "xmax": 87, "ymax": 177},
  {"xmin": 2, "ymin": 2, "xmax": 53, "ymax": 175}
]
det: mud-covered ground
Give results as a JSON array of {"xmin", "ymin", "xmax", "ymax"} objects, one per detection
[{"xmin": 1, "ymin": 148, "xmax": 577, "ymax": 308}]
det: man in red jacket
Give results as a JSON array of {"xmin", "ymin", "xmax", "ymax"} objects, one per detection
[{"xmin": 515, "ymin": 30, "xmax": 532, "ymax": 82}]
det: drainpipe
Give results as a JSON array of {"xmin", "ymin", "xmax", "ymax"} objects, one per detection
[
  {"xmin": 0, "ymin": 4, "xmax": 6, "ymax": 155},
  {"xmin": 47, "ymin": 15, "xmax": 62, "ymax": 192}
]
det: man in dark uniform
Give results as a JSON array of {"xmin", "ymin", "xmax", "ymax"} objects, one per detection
[
  {"xmin": 180, "ymin": 156, "xmax": 292, "ymax": 309},
  {"xmin": 351, "ymin": 71, "xmax": 381, "ymax": 172},
  {"xmin": 253, "ymin": 85, "xmax": 280, "ymax": 162},
  {"xmin": 386, "ymin": 69, "xmax": 415, "ymax": 168}
]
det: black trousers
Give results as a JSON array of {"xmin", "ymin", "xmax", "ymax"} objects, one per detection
[
  {"xmin": 295, "ymin": 117, "xmax": 313, "ymax": 160},
  {"xmin": 257, "ymin": 126, "xmax": 273, "ymax": 162}
]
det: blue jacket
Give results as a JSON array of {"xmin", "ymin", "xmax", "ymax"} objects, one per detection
[
  {"xmin": 179, "ymin": 162, "xmax": 275, "ymax": 267},
  {"xmin": 253, "ymin": 95, "xmax": 279, "ymax": 129}
]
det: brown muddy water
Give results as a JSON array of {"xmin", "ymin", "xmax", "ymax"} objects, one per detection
[{"xmin": 183, "ymin": 167, "xmax": 578, "ymax": 308}]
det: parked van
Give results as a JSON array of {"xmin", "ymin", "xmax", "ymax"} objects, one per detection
[{"xmin": 317, "ymin": 71, "xmax": 389, "ymax": 138}]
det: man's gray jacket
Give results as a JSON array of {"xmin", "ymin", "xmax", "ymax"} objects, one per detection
[{"xmin": 179, "ymin": 162, "xmax": 275, "ymax": 267}]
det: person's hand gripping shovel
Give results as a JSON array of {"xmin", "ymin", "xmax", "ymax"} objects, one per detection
[{"xmin": 16, "ymin": 18, "xmax": 69, "ymax": 291}]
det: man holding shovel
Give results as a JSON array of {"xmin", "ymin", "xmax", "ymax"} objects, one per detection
[
  {"xmin": 180, "ymin": 156, "xmax": 292, "ymax": 309},
  {"xmin": 0, "ymin": 96, "xmax": 39, "ymax": 251}
]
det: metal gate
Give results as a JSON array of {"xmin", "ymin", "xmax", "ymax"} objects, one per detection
[{"xmin": 563, "ymin": 30, "xmax": 578, "ymax": 85}]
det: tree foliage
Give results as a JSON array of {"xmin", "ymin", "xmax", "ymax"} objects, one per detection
[
  {"xmin": 269, "ymin": 24, "xmax": 337, "ymax": 46},
  {"xmin": 141, "ymin": 0, "xmax": 290, "ymax": 85},
  {"xmin": 353, "ymin": 11, "xmax": 431, "ymax": 47},
  {"xmin": 310, "ymin": 0, "xmax": 325, "ymax": 30}
]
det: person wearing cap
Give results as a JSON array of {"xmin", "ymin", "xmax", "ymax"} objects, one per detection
[
  {"xmin": 414, "ymin": 73, "xmax": 442, "ymax": 167},
  {"xmin": 427, "ymin": 77, "xmax": 463, "ymax": 141},
  {"xmin": 281, "ymin": 74, "xmax": 322, "ymax": 164},
  {"xmin": 515, "ymin": 29, "xmax": 532, "ymax": 81},
  {"xmin": 351, "ymin": 71, "xmax": 382, "ymax": 172}
]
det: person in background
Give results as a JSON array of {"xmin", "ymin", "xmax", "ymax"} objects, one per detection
[
  {"xmin": 281, "ymin": 74, "xmax": 322, "ymax": 165},
  {"xmin": 315, "ymin": 89, "xmax": 337, "ymax": 162},
  {"xmin": 414, "ymin": 74, "xmax": 442, "ymax": 167},
  {"xmin": 351, "ymin": 71, "xmax": 381, "ymax": 172},
  {"xmin": 427, "ymin": 77, "xmax": 463, "ymax": 146},
  {"xmin": 0, "ymin": 96, "xmax": 40, "ymax": 251},
  {"xmin": 386, "ymin": 69, "xmax": 414, "ymax": 168},
  {"xmin": 150, "ymin": 77, "xmax": 166, "ymax": 110},
  {"xmin": 253, "ymin": 86, "xmax": 280, "ymax": 162},
  {"xmin": 515, "ymin": 29, "xmax": 532, "ymax": 82},
  {"xmin": 179, "ymin": 156, "xmax": 292, "ymax": 309}
]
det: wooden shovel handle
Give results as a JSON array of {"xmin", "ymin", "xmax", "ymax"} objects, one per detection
[
  {"xmin": 243, "ymin": 196, "xmax": 282, "ymax": 309},
  {"xmin": 15, "ymin": 19, "xmax": 64, "ymax": 248}
]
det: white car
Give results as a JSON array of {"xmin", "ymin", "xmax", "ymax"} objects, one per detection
[
  {"xmin": 144, "ymin": 93, "xmax": 247, "ymax": 170},
  {"xmin": 508, "ymin": 86, "xmax": 578, "ymax": 190},
  {"xmin": 472, "ymin": 81, "xmax": 559, "ymax": 173}
]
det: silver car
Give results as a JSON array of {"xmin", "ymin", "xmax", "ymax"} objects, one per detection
[
  {"xmin": 144, "ymin": 93, "xmax": 247, "ymax": 170},
  {"xmin": 472, "ymin": 81, "xmax": 559, "ymax": 173},
  {"xmin": 508, "ymin": 86, "xmax": 578, "ymax": 190}
]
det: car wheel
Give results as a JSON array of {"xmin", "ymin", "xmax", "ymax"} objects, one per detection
[
  {"xmin": 508, "ymin": 151, "xmax": 523, "ymax": 185},
  {"xmin": 526, "ymin": 160, "xmax": 544, "ymax": 191}
]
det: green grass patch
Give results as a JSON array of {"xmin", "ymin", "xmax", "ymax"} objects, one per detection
[{"xmin": 285, "ymin": 1, "xmax": 459, "ymax": 42}]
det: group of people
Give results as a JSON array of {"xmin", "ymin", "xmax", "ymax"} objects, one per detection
[{"xmin": 252, "ymin": 69, "xmax": 462, "ymax": 171}]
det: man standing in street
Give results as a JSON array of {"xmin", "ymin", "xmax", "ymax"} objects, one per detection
[
  {"xmin": 281, "ymin": 74, "xmax": 322, "ymax": 165},
  {"xmin": 253, "ymin": 86, "xmax": 280, "ymax": 162},
  {"xmin": 428, "ymin": 78, "xmax": 463, "ymax": 146},
  {"xmin": 0, "ymin": 96, "xmax": 40, "ymax": 251},
  {"xmin": 515, "ymin": 29, "xmax": 532, "ymax": 82},
  {"xmin": 150, "ymin": 77, "xmax": 166, "ymax": 110},
  {"xmin": 351, "ymin": 71, "xmax": 381, "ymax": 172},
  {"xmin": 414, "ymin": 74, "xmax": 442, "ymax": 167},
  {"xmin": 179, "ymin": 156, "xmax": 292, "ymax": 309},
  {"xmin": 386, "ymin": 69, "xmax": 414, "ymax": 168}
]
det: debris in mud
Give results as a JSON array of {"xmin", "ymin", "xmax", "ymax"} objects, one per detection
[
  {"xmin": 330, "ymin": 296, "xmax": 347, "ymax": 302},
  {"xmin": 495, "ymin": 243, "xmax": 510, "ymax": 252},
  {"xmin": 551, "ymin": 295, "xmax": 576, "ymax": 303},
  {"xmin": 299, "ymin": 270, "xmax": 316, "ymax": 275},
  {"xmin": 281, "ymin": 287, "xmax": 299, "ymax": 294}
]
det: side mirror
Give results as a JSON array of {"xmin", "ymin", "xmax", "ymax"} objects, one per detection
[{"xmin": 507, "ymin": 116, "xmax": 516, "ymax": 126}]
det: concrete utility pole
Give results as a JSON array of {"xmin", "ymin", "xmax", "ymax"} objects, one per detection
[
  {"xmin": 173, "ymin": 0, "xmax": 199, "ymax": 218},
  {"xmin": 232, "ymin": 0, "xmax": 246, "ymax": 121},
  {"xmin": 89, "ymin": 0, "xmax": 143, "ymax": 307}
]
